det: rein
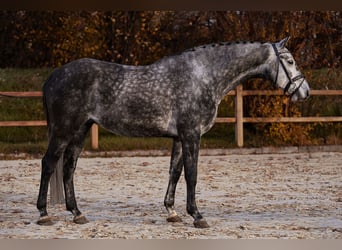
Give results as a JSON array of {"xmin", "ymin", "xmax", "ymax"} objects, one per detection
[{"xmin": 271, "ymin": 43, "xmax": 305, "ymax": 96}]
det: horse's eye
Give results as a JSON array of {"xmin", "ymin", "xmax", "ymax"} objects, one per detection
[{"xmin": 287, "ymin": 59, "xmax": 294, "ymax": 65}]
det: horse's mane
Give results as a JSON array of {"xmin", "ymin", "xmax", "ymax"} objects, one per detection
[{"xmin": 183, "ymin": 41, "xmax": 264, "ymax": 54}]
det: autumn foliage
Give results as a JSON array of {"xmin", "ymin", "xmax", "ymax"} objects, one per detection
[
  {"xmin": 0, "ymin": 11, "xmax": 340, "ymax": 146},
  {"xmin": 1, "ymin": 11, "xmax": 340, "ymax": 69}
]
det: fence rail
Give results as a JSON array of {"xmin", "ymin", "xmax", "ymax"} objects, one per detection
[{"xmin": 1, "ymin": 87, "xmax": 342, "ymax": 148}]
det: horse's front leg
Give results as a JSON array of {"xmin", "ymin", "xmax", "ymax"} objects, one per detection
[
  {"xmin": 181, "ymin": 132, "xmax": 209, "ymax": 228},
  {"xmin": 164, "ymin": 138, "xmax": 183, "ymax": 223}
]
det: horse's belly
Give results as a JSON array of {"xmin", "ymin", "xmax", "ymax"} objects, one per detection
[{"xmin": 97, "ymin": 111, "xmax": 178, "ymax": 138}]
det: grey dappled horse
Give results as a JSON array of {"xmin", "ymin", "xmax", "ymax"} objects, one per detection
[{"xmin": 37, "ymin": 37, "xmax": 310, "ymax": 228}]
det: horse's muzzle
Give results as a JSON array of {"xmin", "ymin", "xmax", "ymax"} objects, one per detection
[{"xmin": 290, "ymin": 79, "xmax": 310, "ymax": 102}]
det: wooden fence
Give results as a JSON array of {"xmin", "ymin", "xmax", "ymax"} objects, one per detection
[{"xmin": 1, "ymin": 87, "xmax": 342, "ymax": 148}]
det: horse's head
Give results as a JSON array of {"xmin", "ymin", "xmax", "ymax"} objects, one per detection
[{"xmin": 271, "ymin": 37, "xmax": 310, "ymax": 101}]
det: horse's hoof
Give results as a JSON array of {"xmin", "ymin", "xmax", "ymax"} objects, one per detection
[
  {"xmin": 194, "ymin": 219, "xmax": 209, "ymax": 228},
  {"xmin": 166, "ymin": 215, "xmax": 182, "ymax": 223},
  {"xmin": 37, "ymin": 216, "xmax": 54, "ymax": 226},
  {"xmin": 73, "ymin": 214, "xmax": 89, "ymax": 224}
]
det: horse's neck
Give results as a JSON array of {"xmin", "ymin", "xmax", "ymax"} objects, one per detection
[{"xmin": 200, "ymin": 43, "xmax": 272, "ymax": 100}]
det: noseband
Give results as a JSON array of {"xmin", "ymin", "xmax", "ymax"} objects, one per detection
[{"xmin": 271, "ymin": 43, "xmax": 305, "ymax": 96}]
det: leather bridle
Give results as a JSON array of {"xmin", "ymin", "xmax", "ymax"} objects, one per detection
[{"xmin": 271, "ymin": 43, "xmax": 305, "ymax": 97}]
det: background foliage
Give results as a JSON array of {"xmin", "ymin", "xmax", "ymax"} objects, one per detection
[
  {"xmin": 0, "ymin": 11, "xmax": 341, "ymax": 148},
  {"xmin": 1, "ymin": 11, "xmax": 340, "ymax": 68}
]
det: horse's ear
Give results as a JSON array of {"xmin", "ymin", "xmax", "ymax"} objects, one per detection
[{"xmin": 277, "ymin": 37, "xmax": 290, "ymax": 49}]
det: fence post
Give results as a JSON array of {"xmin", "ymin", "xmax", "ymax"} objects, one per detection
[
  {"xmin": 90, "ymin": 124, "xmax": 99, "ymax": 150},
  {"xmin": 235, "ymin": 84, "xmax": 244, "ymax": 147}
]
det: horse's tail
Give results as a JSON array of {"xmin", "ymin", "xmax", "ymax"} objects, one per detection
[
  {"xmin": 42, "ymin": 79, "xmax": 51, "ymax": 142},
  {"xmin": 42, "ymin": 73, "xmax": 65, "ymax": 205}
]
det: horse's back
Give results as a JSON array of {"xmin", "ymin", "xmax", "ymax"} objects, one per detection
[{"xmin": 43, "ymin": 58, "xmax": 179, "ymax": 137}]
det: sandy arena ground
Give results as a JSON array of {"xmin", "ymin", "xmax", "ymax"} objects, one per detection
[{"xmin": 0, "ymin": 150, "xmax": 341, "ymax": 239}]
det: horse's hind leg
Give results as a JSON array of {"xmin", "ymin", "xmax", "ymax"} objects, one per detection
[
  {"xmin": 37, "ymin": 137, "xmax": 68, "ymax": 225},
  {"xmin": 164, "ymin": 138, "xmax": 183, "ymax": 223},
  {"xmin": 63, "ymin": 121, "xmax": 93, "ymax": 224}
]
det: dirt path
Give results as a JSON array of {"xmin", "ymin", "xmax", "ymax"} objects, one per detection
[{"xmin": 0, "ymin": 151, "xmax": 341, "ymax": 238}]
